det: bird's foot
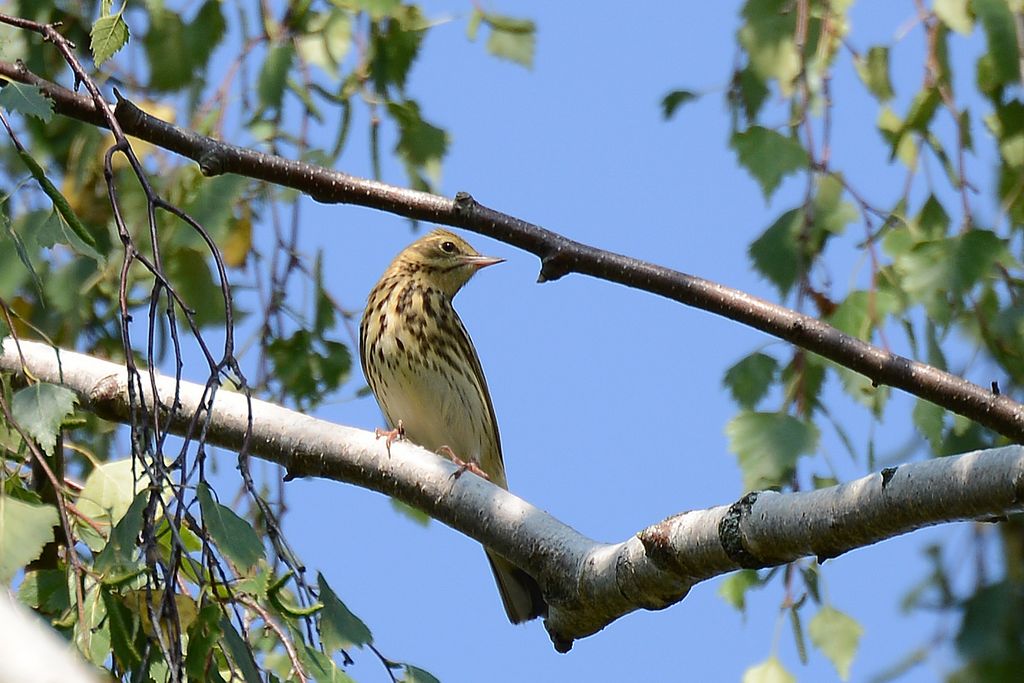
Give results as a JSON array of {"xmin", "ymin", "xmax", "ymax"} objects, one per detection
[
  {"xmin": 437, "ymin": 445, "xmax": 490, "ymax": 480},
  {"xmin": 375, "ymin": 420, "xmax": 405, "ymax": 456}
]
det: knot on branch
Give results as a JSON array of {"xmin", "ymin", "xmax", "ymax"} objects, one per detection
[
  {"xmin": 87, "ymin": 373, "xmax": 124, "ymax": 421},
  {"xmin": 453, "ymin": 191, "xmax": 477, "ymax": 215},
  {"xmin": 113, "ymin": 88, "xmax": 143, "ymax": 127},
  {"xmin": 638, "ymin": 512, "xmax": 691, "ymax": 577},
  {"xmin": 880, "ymin": 466, "xmax": 898, "ymax": 488},
  {"xmin": 718, "ymin": 491, "xmax": 768, "ymax": 568},
  {"xmin": 538, "ymin": 249, "xmax": 572, "ymax": 283},
  {"xmin": 198, "ymin": 147, "xmax": 226, "ymax": 176}
]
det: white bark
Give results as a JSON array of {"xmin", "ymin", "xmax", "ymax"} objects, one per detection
[
  {"xmin": 3, "ymin": 337, "xmax": 1023, "ymax": 651},
  {"xmin": 0, "ymin": 589, "xmax": 103, "ymax": 683}
]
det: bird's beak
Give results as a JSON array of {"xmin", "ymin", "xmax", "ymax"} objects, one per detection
[{"xmin": 461, "ymin": 254, "xmax": 505, "ymax": 269}]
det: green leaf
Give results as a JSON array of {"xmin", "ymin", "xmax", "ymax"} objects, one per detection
[
  {"xmin": 790, "ymin": 604, "xmax": 808, "ymax": 664},
  {"xmin": 11, "ymin": 148, "xmax": 99, "ymax": 255},
  {"xmin": 719, "ymin": 569, "xmax": 761, "ymax": 612},
  {"xmin": 914, "ymin": 194, "xmax": 950, "ymax": 239},
  {"xmin": 185, "ymin": 0, "xmax": 227, "ymax": 73},
  {"xmin": 781, "ymin": 351, "xmax": 826, "ymax": 414},
  {"xmin": 466, "ymin": 7, "xmax": 483, "ymax": 40},
  {"xmin": 924, "ymin": 320, "xmax": 949, "ymax": 370},
  {"xmin": 732, "ymin": 127, "xmax": 809, "ymax": 199},
  {"xmin": 896, "ymin": 239, "xmax": 954, "ymax": 321},
  {"xmin": 76, "ymin": 457, "xmax": 146, "ymax": 551},
  {"xmin": 185, "ymin": 603, "xmax": 223, "ymax": 681},
  {"xmin": 182, "ymin": 174, "xmax": 249, "ymax": 245},
  {"xmin": 318, "ymin": 573, "xmax": 373, "ymax": 651},
  {"xmin": 913, "ymin": 399, "xmax": 946, "ymax": 449},
  {"xmin": 197, "ymin": 482, "xmax": 264, "ymax": 571},
  {"xmin": 18, "ymin": 569, "xmax": 70, "ymax": 614},
  {"xmin": 75, "ymin": 581, "xmax": 111, "ymax": 665},
  {"xmin": 1, "ymin": 210, "xmax": 42, "ymax": 299},
  {"xmin": 144, "ymin": 9, "xmax": 190, "ymax": 91},
  {"xmin": 103, "ymin": 588, "xmax": 142, "ymax": 670},
  {"xmin": 809, "ymin": 606, "xmax": 863, "ymax": 680},
  {"xmin": 0, "ymin": 81, "xmax": 54, "ymax": 122},
  {"xmin": 974, "ymin": 0, "xmax": 1020, "ymax": 86},
  {"xmin": 299, "ymin": 644, "xmax": 357, "ymax": 683},
  {"xmin": 388, "ymin": 99, "xmax": 449, "ymax": 167},
  {"xmin": 484, "ymin": 13, "xmax": 536, "ymax": 68},
  {"xmin": 951, "ymin": 229, "xmax": 1005, "ymax": 294},
  {"xmin": 36, "ymin": 209, "xmax": 103, "ymax": 262},
  {"xmin": 733, "ymin": 65, "xmax": 769, "ymax": 121},
  {"xmin": 0, "ymin": 498, "xmax": 58, "ymax": 581},
  {"xmin": 297, "ymin": 9, "xmax": 352, "ymax": 75},
  {"xmin": 801, "ymin": 564, "xmax": 821, "ymax": 604},
  {"xmin": 812, "ymin": 174, "xmax": 856, "ymax": 236},
  {"xmin": 991, "ymin": 101, "xmax": 1024, "ymax": 169},
  {"xmin": 834, "ymin": 362, "xmax": 889, "ymax": 414},
  {"xmin": 828, "ymin": 290, "xmax": 899, "ymax": 339},
  {"xmin": 358, "ymin": 0, "xmax": 402, "ymax": 21},
  {"xmin": 268, "ymin": 330, "xmax": 316, "ymax": 399},
  {"xmin": 93, "ymin": 491, "xmax": 147, "ymax": 584},
  {"xmin": 661, "ymin": 89, "xmax": 698, "ymax": 120},
  {"xmin": 739, "ymin": 0, "xmax": 801, "ymax": 91},
  {"xmin": 934, "ymin": 0, "xmax": 973, "ymax": 34},
  {"xmin": 955, "ymin": 581, "xmax": 1024, "ymax": 669},
  {"xmin": 314, "ymin": 255, "xmax": 336, "ymax": 334},
  {"xmin": 165, "ymin": 249, "xmax": 223, "ymax": 327},
  {"xmin": 267, "ymin": 330, "xmax": 352, "ymax": 407},
  {"xmin": 390, "ymin": 498, "xmax": 431, "ymax": 526},
  {"xmin": 402, "ymin": 664, "xmax": 442, "ymax": 683},
  {"xmin": 90, "ymin": 13, "xmax": 130, "ymax": 66},
  {"xmin": 878, "ymin": 107, "xmax": 917, "ymax": 168},
  {"xmin": 742, "ymin": 656, "xmax": 796, "ymax": 683},
  {"xmin": 258, "ymin": 43, "xmax": 295, "ymax": 110},
  {"xmin": 725, "ymin": 411, "xmax": 819, "ymax": 491},
  {"xmin": 855, "ymin": 46, "xmax": 893, "ymax": 101},
  {"xmin": 11, "ymin": 382, "xmax": 78, "ymax": 456},
  {"xmin": 891, "ymin": 88, "xmax": 941, "ymax": 160},
  {"xmin": 723, "ymin": 353, "xmax": 779, "ymax": 409},
  {"xmin": 220, "ymin": 618, "xmax": 262, "ymax": 683},
  {"xmin": 370, "ymin": 6, "xmax": 425, "ymax": 92},
  {"xmin": 748, "ymin": 208, "xmax": 804, "ymax": 295}
]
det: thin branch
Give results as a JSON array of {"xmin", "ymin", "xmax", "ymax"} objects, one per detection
[{"xmin": 5, "ymin": 338, "xmax": 1024, "ymax": 652}]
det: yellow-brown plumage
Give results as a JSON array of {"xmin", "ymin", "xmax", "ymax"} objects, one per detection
[{"xmin": 359, "ymin": 229, "xmax": 546, "ymax": 624}]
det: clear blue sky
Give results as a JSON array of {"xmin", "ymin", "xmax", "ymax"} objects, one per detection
[{"xmin": 210, "ymin": 2, "xmax": 994, "ymax": 681}]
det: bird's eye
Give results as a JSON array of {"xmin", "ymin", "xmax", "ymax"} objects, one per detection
[{"xmin": 440, "ymin": 241, "xmax": 457, "ymax": 254}]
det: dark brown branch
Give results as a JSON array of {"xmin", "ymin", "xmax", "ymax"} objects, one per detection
[{"xmin": 2, "ymin": 60, "xmax": 1024, "ymax": 441}]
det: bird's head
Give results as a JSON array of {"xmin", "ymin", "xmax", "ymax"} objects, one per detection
[{"xmin": 396, "ymin": 229, "xmax": 504, "ymax": 298}]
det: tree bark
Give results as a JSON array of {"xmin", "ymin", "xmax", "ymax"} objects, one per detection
[{"xmin": 3, "ymin": 337, "xmax": 1022, "ymax": 651}]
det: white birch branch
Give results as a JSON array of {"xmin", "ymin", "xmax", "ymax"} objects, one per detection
[
  {"xmin": 3, "ymin": 337, "xmax": 1023, "ymax": 652},
  {"xmin": 0, "ymin": 589, "xmax": 103, "ymax": 683}
]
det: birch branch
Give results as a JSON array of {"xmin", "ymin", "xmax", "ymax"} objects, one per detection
[
  {"xmin": 3, "ymin": 338, "xmax": 1024, "ymax": 652},
  {"xmin": 0, "ymin": 589, "xmax": 103, "ymax": 683},
  {"xmin": 1, "ymin": 58, "xmax": 1023, "ymax": 441}
]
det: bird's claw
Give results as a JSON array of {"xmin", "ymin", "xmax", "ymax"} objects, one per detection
[
  {"xmin": 375, "ymin": 420, "xmax": 405, "ymax": 456},
  {"xmin": 437, "ymin": 445, "xmax": 490, "ymax": 480}
]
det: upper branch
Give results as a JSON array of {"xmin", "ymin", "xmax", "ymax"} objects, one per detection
[
  {"xmin": 1, "ymin": 60, "xmax": 1021, "ymax": 441},
  {"xmin": 4, "ymin": 338, "xmax": 1023, "ymax": 652}
]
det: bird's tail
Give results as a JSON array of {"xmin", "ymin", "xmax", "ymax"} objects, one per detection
[{"xmin": 485, "ymin": 550, "xmax": 548, "ymax": 624}]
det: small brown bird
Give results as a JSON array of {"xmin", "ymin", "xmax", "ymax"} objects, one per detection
[{"xmin": 359, "ymin": 228, "xmax": 547, "ymax": 624}]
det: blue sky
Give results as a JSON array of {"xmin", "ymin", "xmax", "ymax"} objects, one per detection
[{"xmin": 208, "ymin": 2, "xmax": 998, "ymax": 681}]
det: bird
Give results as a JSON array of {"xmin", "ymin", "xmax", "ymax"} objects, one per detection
[{"xmin": 359, "ymin": 228, "xmax": 547, "ymax": 624}]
